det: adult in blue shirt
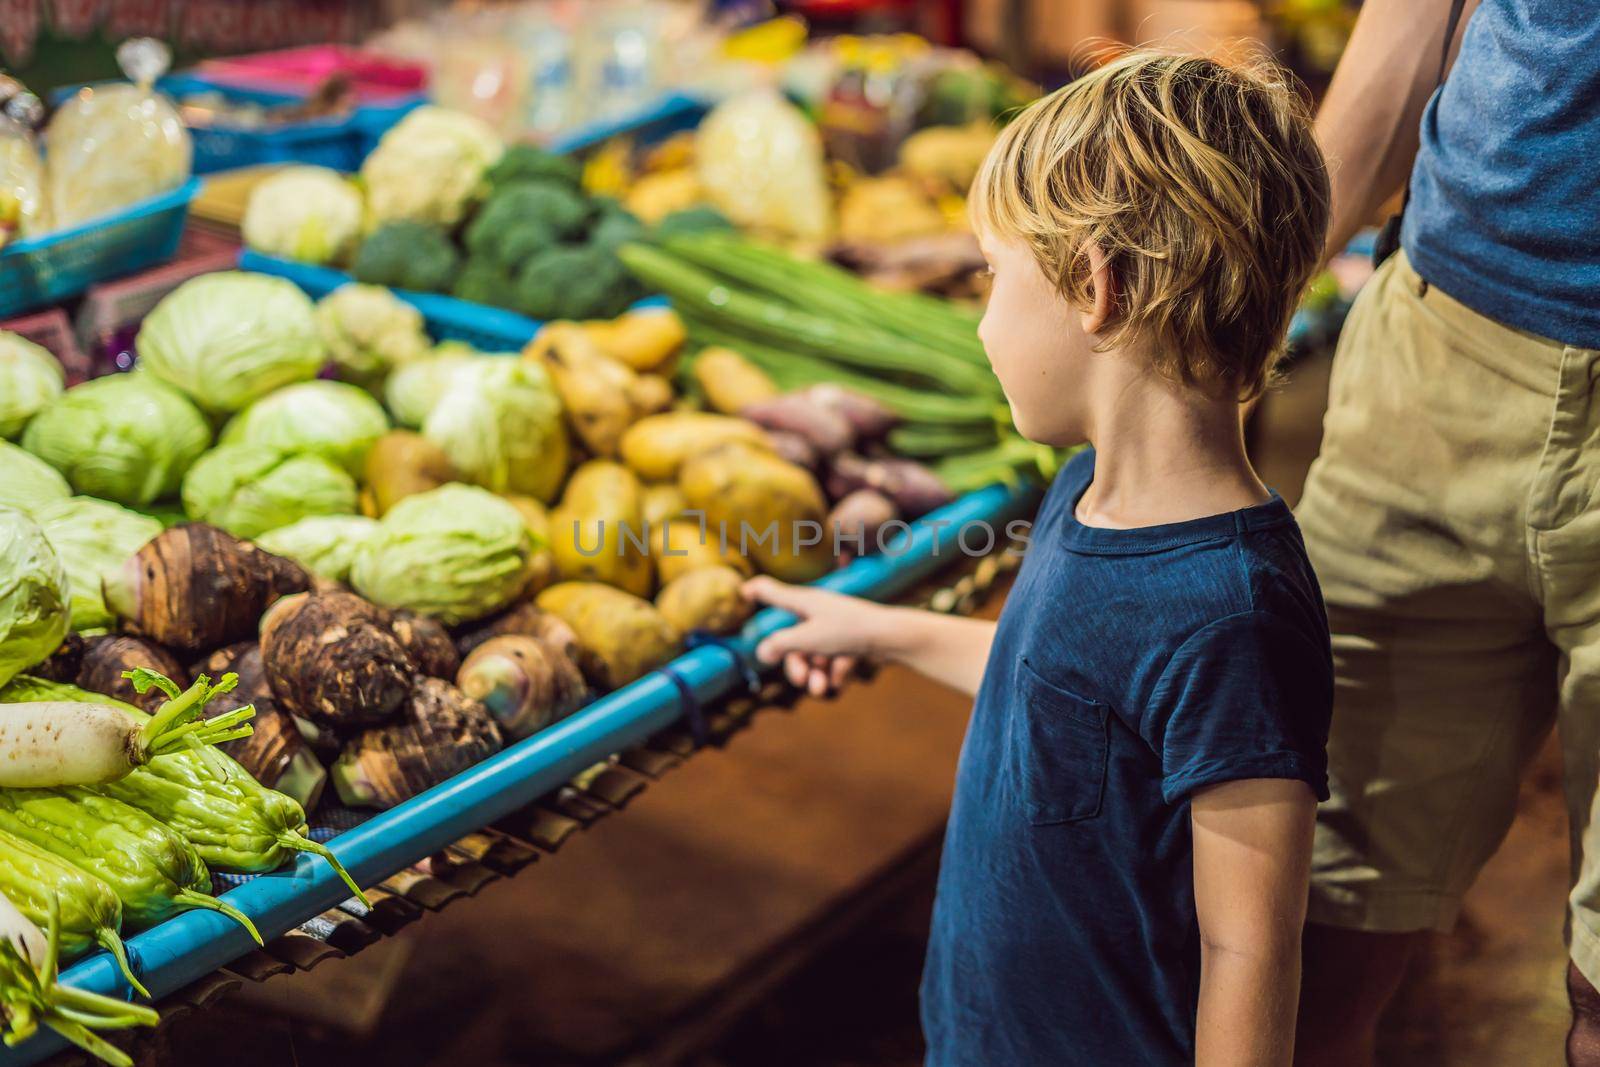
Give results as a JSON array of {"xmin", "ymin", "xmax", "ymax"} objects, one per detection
[{"xmin": 1295, "ymin": 2, "xmax": 1600, "ymax": 1063}]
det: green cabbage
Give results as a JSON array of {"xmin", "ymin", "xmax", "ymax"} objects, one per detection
[
  {"xmin": 222, "ymin": 380, "xmax": 390, "ymax": 475},
  {"xmin": 21, "ymin": 374, "xmax": 212, "ymax": 506},
  {"xmin": 383, "ymin": 351, "xmax": 482, "ymax": 429},
  {"xmin": 0, "ymin": 440, "xmax": 70, "ymax": 513},
  {"xmin": 423, "ymin": 358, "xmax": 568, "ymax": 502},
  {"xmin": 256, "ymin": 514, "xmax": 379, "ymax": 583},
  {"xmin": 181, "ymin": 444, "xmax": 358, "ymax": 539},
  {"xmin": 242, "ymin": 166, "xmax": 365, "ymax": 265},
  {"xmin": 351, "ymin": 483, "xmax": 532, "ymax": 624},
  {"xmin": 315, "ymin": 284, "xmax": 433, "ymax": 386},
  {"xmin": 32, "ymin": 496, "xmax": 162, "ymax": 631},
  {"xmin": 0, "ymin": 332, "xmax": 64, "ymax": 439},
  {"xmin": 136, "ymin": 272, "xmax": 326, "ymax": 413},
  {"xmin": 0, "ymin": 506, "xmax": 69, "ymax": 688}
]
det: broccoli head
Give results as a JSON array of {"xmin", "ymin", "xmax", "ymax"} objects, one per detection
[
  {"xmin": 486, "ymin": 144, "xmax": 583, "ymax": 191},
  {"xmin": 652, "ymin": 205, "xmax": 735, "ymax": 241},
  {"xmin": 452, "ymin": 261, "xmax": 518, "ymax": 309},
  {"xmin": 588, "ymin": 200, "xmax": 649, "ymax": 251},
  {"xmin": 464, "ymin": 181, "xmax": 592, "ymax": 272},
  {"xmin": 514, "ymin": 245, "xmax": 643, "ymax": 321},
  {"xmin": 353, "ymin": 221, "xmax": 461, "ymax": 293}
]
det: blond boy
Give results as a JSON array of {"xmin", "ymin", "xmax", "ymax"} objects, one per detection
[{"xmin": 747, "ymin": 51, "xmax": 1332, "ymax": 1064}]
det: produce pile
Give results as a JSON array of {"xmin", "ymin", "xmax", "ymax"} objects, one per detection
[
  {"xmin": 0, "ymin": 235, "xmax": 993, "ymax": 1051},
  {"xmin": 618, "ymin": 232, "xmax": 1056, "ymax": 492},
  {"xmin": 242, "ymin": 104, "xmax": 731, "ymax": 322},
  {"xmin": 586, "ymin": 89, "xmax": 1001, "ymax": 297}
]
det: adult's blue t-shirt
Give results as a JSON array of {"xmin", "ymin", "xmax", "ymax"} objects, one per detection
[
  {"xmin": 1403, "ymin": 2, "xmax": 1600, "ymax": 347},
  {"xmin": 920, "ymin": 450, "xmax": 1333, "ymax": 1066}
]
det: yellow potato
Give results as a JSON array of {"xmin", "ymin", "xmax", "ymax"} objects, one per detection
[
  {"xmin": 679, "ymin": 442, "xmax": 832, "ymax": 583},
  {"xmin": 651, "ymin": 518, "xmax": 755, "ymax": 584},
  {"xmin": 528, "ymin": 322, "xmax": 639, "ymax": 457},
  {"xmin": 692, "ymin": 346, "xmax": 780, "ymax": 415},
  {"xmin": 504, "ymin": 494, "xmax": 557, "ymax": 596},
  {"xmin": 655, "ymin": 566, "xmax": 752, "ymax": 635},
  {"xmin": 619, "ymin": 412, "xmax": 770, "ymax": 482},
  {"xmin": 583, "ymin": 307, "xmax": 687, "ymax": 372},
  {"xmin": 548, "ymin": 460, "xmax": 653, "ymax": 597},
  {"xmin": 535, "ymin": 581, "xmax": 683, "ymax": 689},
  {"xmin": 640, "ymin": 483, "xmax": 688, "ymax": 527}
]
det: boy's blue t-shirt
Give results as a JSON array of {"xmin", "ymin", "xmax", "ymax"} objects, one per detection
[{"xmin": 920, "ymin": 450, "xmax": 1333, "ymax": 1066}]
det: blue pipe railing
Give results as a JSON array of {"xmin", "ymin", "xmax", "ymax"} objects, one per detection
[{"xmin": 1, "ymin": 479, "xmax": 1041, "ymax": 1066}]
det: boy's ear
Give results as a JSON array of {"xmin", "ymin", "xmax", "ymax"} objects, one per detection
[{"xmin": 1080, "ymin": 242, "xmax": 1116, "ymax": 336}]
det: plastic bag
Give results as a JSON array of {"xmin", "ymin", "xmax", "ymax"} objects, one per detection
[
  {"xmin": 0, "ymin": 80, "xmax": 48, "ymax": 248},
  {"xmin": 44, "ymin": 38, "xmax": 191, "ymax": 230}
]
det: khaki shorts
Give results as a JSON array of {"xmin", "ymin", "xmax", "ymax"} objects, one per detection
[{"xmin": 1300, "ymin": 251, "xmax": 1600, "ymax": 983}]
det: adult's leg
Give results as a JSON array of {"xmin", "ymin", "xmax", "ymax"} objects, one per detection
[
  {"xmin": 1533, "ymin": 340, "xmax": 1600, "ymax": 1066},
  {"xmin": 1295, "ymin": 925, "xmax": 1423, "ymax": 1067},
  {"xmin": 1292, "ymin": 252, "xmax": 1563, "ymax": 1065}
]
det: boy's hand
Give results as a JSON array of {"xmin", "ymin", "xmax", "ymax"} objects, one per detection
[{"xmin": 743, "ymin": 577, "xmax": 896, "ymax": 697}]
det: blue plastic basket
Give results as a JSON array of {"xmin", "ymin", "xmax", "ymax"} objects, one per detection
[
  {"xmin": 239, "ymin": 249, "xmax": 666, "ymax": 351},
  {"xmin": 548, "ymin": 90, "xmax": 711, "ymax": 154},
  {"xmin": 0, "ymin": 178, "xmax": 200, "ymax": 318},
  {"xmin": 53, "ymin": 75, "xmax": 419, "ymax": 174}
]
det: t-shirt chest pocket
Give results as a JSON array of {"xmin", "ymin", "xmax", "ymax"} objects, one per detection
[{"xmin": 1002, "ymin": 659, "xmax": 1110, "ymax": 825}]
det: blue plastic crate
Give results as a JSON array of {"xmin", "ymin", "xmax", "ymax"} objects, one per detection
[
  {"xmin": 548, "ymin": 90, "xmax": 711, "ymax": 154},
  {"xmin": 52, "ymin": 75, "xmax": 408, "ymax": 174},
  {"xmin": 240, "ymin": 248, "xmax": 667, "ymax": 351},
  {"xmin": 0, "ymin": 178, "xmax": 200, "ymax": 318}
]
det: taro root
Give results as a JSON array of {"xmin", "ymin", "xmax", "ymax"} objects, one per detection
[
  {"xmin": 77, "ymin": 635, "xmax": 189, "ymax": 714},
  {"xmin": 456, "ymin": 634, "xmax": 587, "ymax": 739},
  {"xmin": 192, "ymin": 641, "xmax": 327, "ymax": 810},
  {"xmin": 331, "ymin": 678, "xmax": 504, "ymax": 809},
  {"xmin": 260, "ymin": 590, "xmax": 415, "ymax": 734},
  {"xmin": 105, "ymin": 523, "xmax": 310, "ymax": 652},
  {"xmin": 389, "ymin": 610, "xmax": 460, "ymax": 680},
  {"xmin": 454, "ymin": 602, "xmax": 598, "ymax": 701},
  {"xmin": 28, "ymin": 632, "xmax": 86, "ymax": 683}
]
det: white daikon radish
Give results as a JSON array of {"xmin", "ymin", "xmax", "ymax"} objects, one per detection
[{"xmin": 0, "ymin": 669, "xmax": 254, "ymax": 788}]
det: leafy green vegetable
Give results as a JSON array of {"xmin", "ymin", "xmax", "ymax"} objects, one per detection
[
  {"xmin": 652, "ymin": 205, "xmax": 734, "ymax": 240},
  {"xmin": 0, "ymin": 506, "xmax": 68, "ymax": 688},
  {"xmin": 0, "ymin": 440, "xmax": 69, "ymax": 514},
  {"xmin": 136, "ymin": 272, "xmax": 326, "ymax": 414},
  {"xmin": 422, "ymin": 358, "xmax": 568, "ymax": 501},
  {"xmin": 21, "ymin": 375, "xmax": 212, "ymax": 506},
  {"xmin": 256, "ymin": 515, "xmax": 379, "ymax": 583},
  {"xmin": 31, "ymin": 497, "xmax": 162, "ymax": 631},
  {"xmin": 0, "ymin": 332, "xmax": 63, "ymax": 440},
  {"xmin": 351, "ymin": 483, "xmax": 534, "ymax": 624},
  {"xmin": 221, "ymin": 380, "xmax": 390, "ymax": 475},
  {"xmin": 383, "ymin": 351, "xmax": 483, "ymax": 429},
  {"xmin": 181, "ymin": 444, "xmax": 358, "ymax": 539}
]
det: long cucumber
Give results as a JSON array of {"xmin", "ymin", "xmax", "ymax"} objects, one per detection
[
  {"xmin": 0, "ymin": 789, "xmax": 260, "ymax": 943},
  {"xmin": 0, "ymin": 829, "xmax": 145, "ymax": 997},
  {"xmin": 661, "ymin": 235, "xmax": 988, "ymax": 362},
  {"xmin": 682, "ymin": 317, "xmax": 1001, "ymax": 426},
  {"xmin": 887, "ymin": 422, "xmax": 1003, "ymax": 458},
  {"xmin": 620, "ymin": 243, "xmax": 1001, "ymax": 397},
  {"xmin": 675, "ymin": 233, "xmax": 986, "ymax": 335}
]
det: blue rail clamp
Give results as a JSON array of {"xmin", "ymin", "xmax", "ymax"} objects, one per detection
[
  {"xmin": 685, "ymin": 632, "xmax": 764, "ymax": 695},
  {"xmin": 655, "ymin": 663, "xmax": 711, "ymax": 747}
]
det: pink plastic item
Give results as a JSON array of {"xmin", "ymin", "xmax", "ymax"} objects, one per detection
[{"xmin": 199, "ymin": 46, "xmax": 427, "ymax": 102}]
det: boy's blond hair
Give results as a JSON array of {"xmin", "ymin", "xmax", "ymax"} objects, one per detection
[{"xmin": 970, "ymin": 48, "xmax": 1329, "ymax": 400}]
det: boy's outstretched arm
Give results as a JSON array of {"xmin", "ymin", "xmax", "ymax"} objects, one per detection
[
  {"xmin": 744, "ymin": 577, "xmax": 997, "ymax": 698},
  {"xmin": 1191, "ymin": 777, "xmax": 1318, "ymax": 1067}
]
